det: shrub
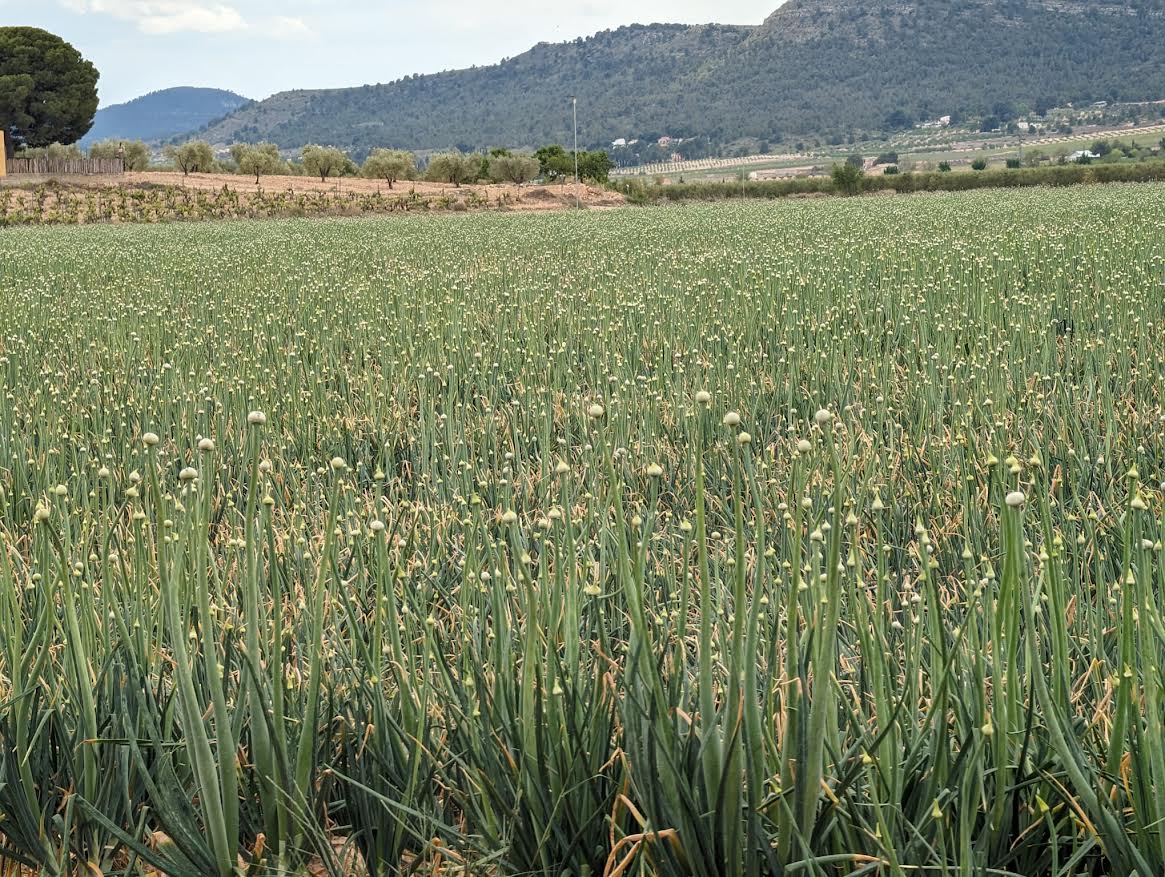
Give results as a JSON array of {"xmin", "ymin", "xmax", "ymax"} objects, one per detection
[
  {"xmin": 89, "ymin": 139, "xmax": 150, "ymax": 171},
  {"xmin": 487, "ymin": 154, "xmax": 541, "ymax": 184},
  {"xmin": 831, "ymin": 162, "xmax": 864, "ymax": 195}
]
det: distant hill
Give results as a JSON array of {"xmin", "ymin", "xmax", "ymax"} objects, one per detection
[
  {"xmin": 82, "ymin": 87, "xmax": 250, "ymax": 144},
  {"xmin": 192, "ymin": 0, "xmax": 1165, "ymax": 157}
]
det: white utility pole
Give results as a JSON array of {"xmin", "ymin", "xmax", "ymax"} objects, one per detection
[{"xmin": 572, "ymin": 96, "xmax": 580, "ymax": 208}]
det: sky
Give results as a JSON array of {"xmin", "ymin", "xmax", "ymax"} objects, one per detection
[{"xmin": 3, "ymin": 0, "xmax": 779, "ymax": 106}]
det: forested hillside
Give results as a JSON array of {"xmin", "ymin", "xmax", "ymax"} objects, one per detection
[{"xmin": 191, "ymin": 0, "xmax": 1165, "ymax": 155}]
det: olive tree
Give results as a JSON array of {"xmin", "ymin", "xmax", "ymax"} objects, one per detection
[
  {"xmin": 361, "ymin": 148, "xmax": 415, "ymax": 188},
  {"xmin": 425, "ymin": 151, "xmax": 477, "ymax": 187},
  {"xmin": 301, "ymin": 144, "xmax": 349, "ymax": 182},
  {"xmin": 488, "ymin": 153, "xmax": 541, "ymax": 184},
  {"xmin": 164, "ymin": 140, "xmax": 215, "ymax": 176},
  {"xmin": 232, "ymin": 142, "xmax": 284, "ymax": 183},
  {"xmin": 19, "ymin": 142, "xmax": 83, "ymax": 159}
]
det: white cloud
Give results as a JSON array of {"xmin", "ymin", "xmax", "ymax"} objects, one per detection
[
  {"xmin": 267, "ymin": 15, "xmax": 314, "ymax": 39},
  {"xmin": 63, "ymin": 0, "xmax": 248, "ymax": 34}
]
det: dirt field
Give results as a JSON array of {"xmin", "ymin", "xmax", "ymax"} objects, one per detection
[
  {"xmin": 0, "ymin": 170, "xmax": 623, "ymax": 210},
  {"xmin": 0, "ymin": 170, "xmax": 626, "ymax": 226}
]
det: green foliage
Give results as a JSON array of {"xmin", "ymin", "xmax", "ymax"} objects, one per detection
[
  {"xmin": 875, "ymin": 151, "xmax": 898, "ymax": 165},
  {"xmin": 0, "ymin": 27, "xmax": 99, "ymax": 154},
  {"xmin": 846, "ymin": 153, "xmax": 864, "ymax": 169},
  {"xmin": 301, "ymin": 144, "xmax": 350, "ymax": 182},
  {"xmin": 361, "ymin": 148, "xmax": 416, "ymax": 188},
  {"xmin": 883, "ymin": 164, "xmax": 900, "ymax": 174},
  {"xmin": 1006, "ymin": 157, "xmax": 1022, "ymax": 169},
  {"xmin": 425, "ymin": 151, "xmax": 478, "ymax": 186},
  {"xmin": 17, "ymin": 142, "xmax": 84, "ymax": 160},
  {"xmin": 831, "ymin": 161, "xmax": 864, "ymax": 195},
  {"xmin": 232, "ymin": 142, "xmax": 285, "ymax": 182},
  {"xmin": 164, "ymin": 140, "xmax": 215, "ymax": 175},
  {"xmin": 88, "ymin": 139, "xmax": 150, "ymax": 171},
  {"xmin": 1091, "ymin": 138, "xmax": 1114, "ymax": 156},
  {"xmin": 577, "ymin": 150, "xmax": 614, "ymax": 183},
  {"xmin": 971, "ymin": 158, "xmax": 988, "ymax": 171},
  {"xmin": 535, "ymin": 144, "xmax": 570, "ymax": 180},
  {"xmin": 938, "ymin": 161, "xmax": 952, "ymax": 172},
  {"xmin": 488, "ymin": 153, "xmax": 541, "ymax": 184}
]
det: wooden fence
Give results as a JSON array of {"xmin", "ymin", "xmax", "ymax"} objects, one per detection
[{"xmin": 7, "ymin": 157, "xmax": 124, "ymax": 175}]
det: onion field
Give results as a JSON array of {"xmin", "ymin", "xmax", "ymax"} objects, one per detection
[{"xmin": 1, "ymin": 186, "xmax": 1165, "ymax": 876}]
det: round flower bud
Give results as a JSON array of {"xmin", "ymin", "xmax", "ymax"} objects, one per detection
[
  {"xmin": 796, "ymin": 439, "xmax": 812, "ymax": 453},
  {"xmin": 723, "ymin": 411, "xmax": 741, "ymax": 427},
  {"xmin": 330, "ymin": 456, "xmax": 347, "ymax": 471},
  {"xmin": 1005, "ymin": 491, "xmax": 1026, "ymax": 508},
  {"xmin": 646, "ymin": 463, "xmax": 663, "ymax": 477},
  {"xmin": 143, "ymin": 432, "xmax": 159, "ymax": 447},
  {"xmin": 555, "ymin": 460, "xmax": 570, "ymax": 475},
  {"xmin": 814, "ymin": 409, "xmax": 833, "ymax": 426},
  {"xmin": 587, "ymin": 403, "xmax": 605, "ymax": 419},
  {"xmin": 247, "ymin": 410, "xmax": 267, "ymax": 426},
  {"xmin": 695, "ymin": 390, "xmax": 712, "ymax": 405},
  {"xmin": 501, "ymin": 510, "xmax": 518, "ymax": 524},
  {"xmin": 370, "ymin": 519, "xmax": 386, "ymax": 532},
  {"xmin": 178, "ymin": 467, "xmax": 198, "ymax": 482},
  {"xmin": 737, "ymin": 432, "xmax": 752, "ymax": 445},
  {"xmin": 198, "ymin": 437, "xmax": 215, "ymax": 452}
]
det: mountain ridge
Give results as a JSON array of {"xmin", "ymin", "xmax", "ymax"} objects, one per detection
[
  {"xmin": 184, "ymin": 0, "xmax": 1165, "ymax": 157},
  {"xmin": 82, "ymin": 87, "xmax": 251, "ymax": 145}
]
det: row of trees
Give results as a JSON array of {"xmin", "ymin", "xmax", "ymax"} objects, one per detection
[
  {"xmin": 15, "ymin": 138, "xmax": 613, "ymax": 185},
  {"xmin": 159, "ymin": 140, "xmax": 615, "ymax": 185},
  {"xmin": 14, "ymin": 139, "xmax": 152, "ymax": 170}
]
